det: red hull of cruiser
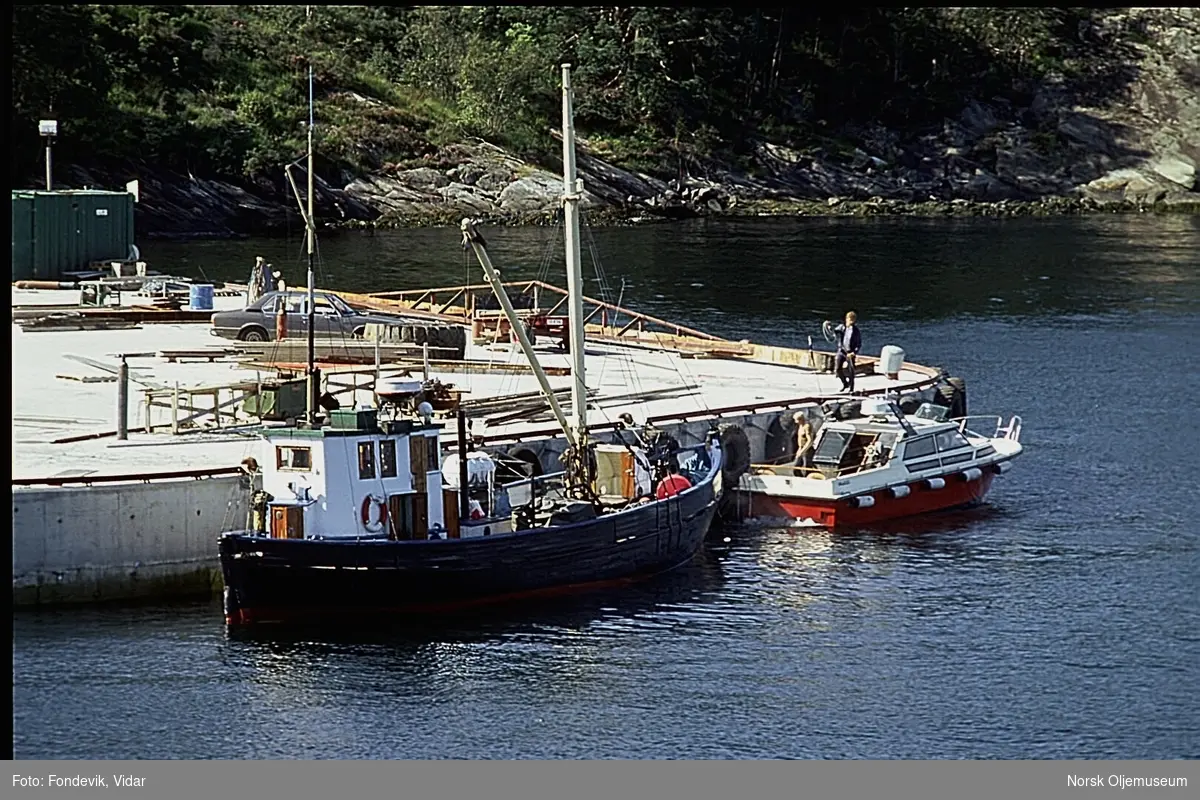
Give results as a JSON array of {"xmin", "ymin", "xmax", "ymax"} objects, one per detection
[{"xmin": 743, "ymin": 472, "xmax": 996, "ymax": 527}]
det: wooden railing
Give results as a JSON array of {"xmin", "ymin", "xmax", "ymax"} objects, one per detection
[{"xmin": 361, "ymin": 280, "xmax": 726, "ymax": 342}]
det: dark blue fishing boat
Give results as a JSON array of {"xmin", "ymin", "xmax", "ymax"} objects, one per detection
[{"xmin": 218, "ymin": 65, "xmax": 724, "ymax": 625}]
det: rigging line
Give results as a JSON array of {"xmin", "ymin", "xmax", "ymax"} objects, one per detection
[
  {"xmin": 647, "ymin": 329, "xmax": 711, "ymax": 415},
  {"xmin": 458, "ymin": 243, "xmax": 477, "ymax": 393},
  {"xmin": 535, "ymin": 212, "xmax": 564, "ymax": 286},
  {"xmin": 579, "ymin": 213, "xmax": 647, "ymax": 412}
]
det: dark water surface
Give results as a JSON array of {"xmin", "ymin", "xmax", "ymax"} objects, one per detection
[{"xmin": 13, "ymin": 214, "xmax": 1200, "ymax": 759}]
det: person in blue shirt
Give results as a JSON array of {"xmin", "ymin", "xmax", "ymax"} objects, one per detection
[{"xmin": 834, "ymin": 311, "xmax": 862, "ymax": 392}]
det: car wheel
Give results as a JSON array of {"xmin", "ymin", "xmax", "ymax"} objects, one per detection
[
  {"xmin": 239, "ymin": 327, "xmax": 269, "ymax": 342},
  {"xmin": 353, "ymin": 326, "xmax": 365, "ymax": 339}
]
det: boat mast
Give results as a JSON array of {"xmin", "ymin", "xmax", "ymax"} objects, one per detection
[
  {"xmin": 460, "ymin": 220, "xmax": 577, "ymax": 451},
  {"xmin": 561, "ymin": 64, "xmax": 587, "ymax": 450},
  {"xmin": 304, "ymin": 6, "xmax": 318, "ymax": 426}
]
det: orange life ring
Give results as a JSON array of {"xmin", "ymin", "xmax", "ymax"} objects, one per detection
[
  {"xmin": 655, "ymin": 474, "xmax": 692, "ymax": 499},
  {"xmin": 361, "ymin": 494, "xmax": 387, "ymax": 532}
]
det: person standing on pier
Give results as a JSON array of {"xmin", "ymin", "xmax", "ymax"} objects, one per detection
[
  {"xmin": 248, "ymin": 256, "xmax": 270, "ymax": 304},
  {"xmin": 834, "ymin": 311, "xmax": 862, "ymax": 393}
]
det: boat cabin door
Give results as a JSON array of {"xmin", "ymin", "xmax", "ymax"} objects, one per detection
[{"xmin": 270, "ymin": 504, "xmax": 304, "ymax": 539}]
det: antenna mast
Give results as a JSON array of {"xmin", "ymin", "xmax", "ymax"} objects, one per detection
[{"xmin": 305, "ymin": 5, "xmax": 318, "ymax": 426}]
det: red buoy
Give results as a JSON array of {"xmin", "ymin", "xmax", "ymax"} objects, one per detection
[{"xmin": 655, "ymin": 474, "xmax": 692, "ymax": 499}]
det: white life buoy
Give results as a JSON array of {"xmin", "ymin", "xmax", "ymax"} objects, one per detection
[{"xmin": 361, "ymin": 494, "xmax": 388, "ymax": 532}]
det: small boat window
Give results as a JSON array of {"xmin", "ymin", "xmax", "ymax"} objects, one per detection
[
  {"xmin": 380, "ymin": 440, "xmax": 397, "ymax": 478},
  {"xmin": 276, "ymin": 446, "xmax": 312, "ymax": 471},
  {"xmin": 426, "ymin": 435, "xmax": 439, "ymax": 472},
  {"xmin": 935, "ymin": 429, "xmax": 970, "ymax": 452},
  {"xmin": 915, "ymin": 403, "xmax": 949, "ymax": 421},
  {"xmin": 812, "ymin": 430, "xmax": 853, "ymax": 465},
  {"xmin": 358, "ymin": 441, "xmax": 376, "ymax": 480},
  {"xmin": 903, "ymin": 436, "xmax": 936, "ymax": 460}
]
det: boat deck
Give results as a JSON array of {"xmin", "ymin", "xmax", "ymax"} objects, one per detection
[{"xmin": 11, "ymin": 287, "xmax": 935, "ymax": 481}]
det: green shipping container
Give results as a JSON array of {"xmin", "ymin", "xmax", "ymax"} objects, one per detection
[{"xmin": 11, "ymin": 190, "xmax": 136, "ymax": 281}]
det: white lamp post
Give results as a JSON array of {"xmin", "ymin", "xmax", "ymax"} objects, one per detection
[{"xmin": 39, "ymin": 119, "xmax": 57, "ymax": 191}]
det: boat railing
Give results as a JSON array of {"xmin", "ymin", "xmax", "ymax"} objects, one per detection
[
  {"xmin": 955, "ymin": 415, "xmax": 1004, "ymax": 439},
  {"xmin": 498, "ymin": 442, "xmax": 715, "ymax": 508},
  {"xmin": 954, "ymin": 414, "xmax": 1022, "ymax": 442},
  {"xmin": 501, "ymin": 470, "xmax": 568, "ymax": 509}
]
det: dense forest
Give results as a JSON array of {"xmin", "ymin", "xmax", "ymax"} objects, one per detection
[{"xmin": 13, "ymin": 6, "xmax": 1125, "ymax": 186}]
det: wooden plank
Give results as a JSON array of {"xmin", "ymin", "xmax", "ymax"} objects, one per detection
[{"xmin": 55, "ymin": 374, "xmax": 117, "ymax": 384}]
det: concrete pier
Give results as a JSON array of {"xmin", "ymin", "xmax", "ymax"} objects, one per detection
[
  {"xmin": 12, "ymin": 473, "xmax": 249, "ymax": 606},
  {"xmin": 11, "ymin": 284, "xmax": 949, "ymax": 608}
]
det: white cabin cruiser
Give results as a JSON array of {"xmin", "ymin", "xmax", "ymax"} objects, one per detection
[{"xmin": 736, "ymin": 398, "xmax": 1023, "ymax": 527}]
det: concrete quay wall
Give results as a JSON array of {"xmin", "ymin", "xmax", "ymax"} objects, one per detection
[{"xmin": 12, "ymin": 474, "xmax": 250, "ymax": 607}]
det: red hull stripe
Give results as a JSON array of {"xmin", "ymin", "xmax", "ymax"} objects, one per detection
[
  {"xmin": 226, "ymin": 571, "xmax": 662, "ymax": 626},
  {"xmin": 743, "ymin": 472, "xmax": 997, "ymax": 527}
]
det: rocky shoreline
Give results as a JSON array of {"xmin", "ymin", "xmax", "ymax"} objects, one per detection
[{"xmin": 50, "ymin": 8, "xmax": 1199, "ymax": 238}]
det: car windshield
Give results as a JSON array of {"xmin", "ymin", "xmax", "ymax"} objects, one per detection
[{"xmin": 305, "ymin": 295, "xmax": 352, "ymax": 315}]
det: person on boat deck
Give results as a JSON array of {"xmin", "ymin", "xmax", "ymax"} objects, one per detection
[
  {"xmin": 793, "ymin": 412, "xmax": 814, "ymax": 470},
  {"xmin": 834, "ymin": 311, "xmax": 862, "ymax": 393}
]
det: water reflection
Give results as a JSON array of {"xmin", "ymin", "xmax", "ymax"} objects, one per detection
[
  {"xmin": 724, "ymin": 507, "xmax": 1015, "ymax": 620},
  {"xmin": 222, "ymin": 551, "xmax": 730, "ymax": 688}
]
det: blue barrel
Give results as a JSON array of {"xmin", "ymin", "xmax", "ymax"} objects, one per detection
[{"xmin": 188, "ymin": 283, "xmax": 214, "ymax": 311}]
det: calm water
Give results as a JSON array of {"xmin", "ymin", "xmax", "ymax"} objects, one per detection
[{"xmin": 13, "ymin": 214, "xmax": 1200, "ymax": 759}]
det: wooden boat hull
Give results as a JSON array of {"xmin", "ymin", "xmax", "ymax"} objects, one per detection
[
  {"xmin": 740, "ymin": 471, "xmax": 998, "ymax": 528},
  {"xmin": 219, "ymin": 484, "xmax": 719, "ymax": 625}
]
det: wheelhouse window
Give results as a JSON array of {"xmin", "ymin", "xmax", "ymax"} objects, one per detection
[
  {"xmin": 380, "ymin": 440, "xmax": 397, "ymax": 478},
  {"xmin": 426, "ymin": 435, "xmax": 439, "ymax": 472},
  {"xmin": 276, "ymin": 446, "xmax": 312, "ymax": 471},
  {"xmin": 358, "ymin": 441, "xmax": 376, "ymax": 480},
  {"xmin": 812, "ymin": 430, "xmax": 853, "ymax": 465},
  {"xmin": 935, "ymin": 429, "xmax": 970, "ymax": 452},
  {"xmin": 903, "ymin": 436, "xmax": 936, "ymax": 460}
]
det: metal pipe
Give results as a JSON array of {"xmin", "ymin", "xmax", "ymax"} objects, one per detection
[
  {"xmin": 561, "ymin": 64, "xmax": 588, "ymax": 447},
  {"xmin": 44, "ymin": 140, "xmax": 52, "ymax": 191},
  {"xmin": 460, "ymin": 218, "xmax": 576, "ymax": 449},
  {"xmin": 457, "ymin": 407, "xmax": 470, "ymax": 523},
  {"xmin": 305, "ymin": 44, "xmax": 317, "ymax": 426},
  {"xmin": 374, "ymin": 334, "xmax": 381, "ymax": 391},
  {"xmin": 116, "ymin": 357, "xmax": 129, "ymax": 440}
]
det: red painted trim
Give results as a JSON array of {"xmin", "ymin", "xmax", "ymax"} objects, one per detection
[{"xmin": 744, "ymin": 472, "xmax": 997, "ymax": 527}]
